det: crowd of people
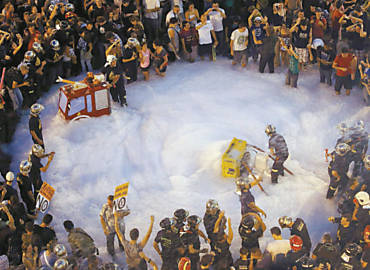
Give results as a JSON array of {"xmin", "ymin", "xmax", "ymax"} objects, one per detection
[
  {"xmin": 0, "ymin": 0, "xmax": 369, "ymax": 269},
  {"xmin": 0, "ymin": 0, "xmax": 369, "ymax": 141}
]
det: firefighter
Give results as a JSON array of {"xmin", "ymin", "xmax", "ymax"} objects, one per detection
[
  {"xmin": 28, "ymin": 144, "xmax": 55, "ymax": 201},
  {"xmin": 348, "ymin": 120, "xmax": 368, "ymax": 178},
  {"xmin": 182, "ymin": 215, "xmax": 209, "ymax": 270},
  {"xmin": 238, "ymin": 215, "xmax": 263, "ymax": 267},
  {"xmin": 103, "ymin": 55, "xmax": 127, "ymax": 107},
  {"xmin": 16, "ymin": 160, "xmax": 35, "ymax": 214},
  {"xmin": 203, "ymin": 199, "xmax": 221, "ymax": 252},
  {"xmin": 153, "ymin": 217, "xmax": 183, "ymax": 270},
  {"xmin": 279, "ymin": 216, "xmax": 312, "ymax": 253},
  {"xmin": 212, "ymin": 211, "xmax": 233, "ymax": 269},
  {"xmin": 265, "ymin": 124, "xmax": 289, "ymax": 184},
  {"xmin": 0, "ymin": 171, "xmax": 18, "ymax": 202},
  {"xmin": 29, "ymin": 103, "xmax": 44, "ymax": 149},
  {"xmin": 326, "ymin": 142, "xmax": 352, "ymax": 199},
  {"xmin": 173, "ymin": 208, "xmax": 189, "ymax": 235}
]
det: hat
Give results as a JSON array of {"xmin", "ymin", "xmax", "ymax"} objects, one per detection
[
  {"xmin": 5, "ymin": 172, "xmax": 14, "ymax": 182},
  {"xmin": 105, "ymin": 55, "xmax": 117, "ymax": 67},
  {"xmin": 254, "ymin": 16, "xmax": 262, "ymax": 22},
  {"xmin": 30, "ymin": 103, "xmax": 44, "ymax": 115}
]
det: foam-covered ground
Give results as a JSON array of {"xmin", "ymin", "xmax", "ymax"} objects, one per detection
[{"xmin": 7, "ymin": 59, "xmax": 370, "ymax": 265}]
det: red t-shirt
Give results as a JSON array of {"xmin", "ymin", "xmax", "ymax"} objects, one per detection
[
  {"xmin": 310, "ymin": 17, "xmax": 327, "ymax": 38},
  {"xmin": 334, "ymin": 54, "xmax": 354, "ymax": 77}
]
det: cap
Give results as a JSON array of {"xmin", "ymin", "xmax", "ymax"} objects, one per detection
[
  {"xmin": 105, "ymin": 55, "xmax": 117, "ymax": 67},
  {"xmin": 254, "ymin": 16, "xmax": 262, "ymax": 22}
]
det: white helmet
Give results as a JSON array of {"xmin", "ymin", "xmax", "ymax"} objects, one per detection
[
  {"xmin": 355, "ymin": 191, "xmax": 370, "ymax": 206},
  {"xmin": 30, "ymin": 103, "xmax": 44, "ymax": 115},
  {"xmin": 6, "ymin": 171, "xmax": 14, "ymax": 182},
  {"xmin": 53, "ymin": 258, "xmax": 68, "ymax": 270},
  {"xmin": 54, "ymin": 244, "xmax": 67, "ymax": 257},
  {"xmin": 364, "ymin": 155, "xmax": 370, "ymax": 170},
  {"xmin": 20, "ymin": 160, "xmax": 32, "ymax": 175},
  {"xmin": 265, "ymin": 124, "xmax": 276, "ymax": 135},
  {"xmin": 104, "ymin": 55, "xmax": 117, "ymax": 67},
  {"xmin": 311, "ymin": 38, "xmax": 324, "ymax": 50},
  {"xmin": 335, "ymin": 143, "xmax": 350, "ymax": 156},
  {"xmin": 32, "ymin": 144, "xmax": 45, "ymax": 158}
]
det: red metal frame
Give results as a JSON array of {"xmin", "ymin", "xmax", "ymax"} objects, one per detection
[{"xmin": 58, "ymin": 82, "xmax": 111, "ymax": 121}]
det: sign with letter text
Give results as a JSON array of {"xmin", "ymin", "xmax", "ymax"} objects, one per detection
[
  {"xmin": 36, "ymin": 182, "xmax": 55, "ymax": 213},
  {"xmin": 113, "ymin": 182, "xmax": 129, "ymax": 213}
]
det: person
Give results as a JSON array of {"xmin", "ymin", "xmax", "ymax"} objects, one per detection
[
  {"xmin": 328, "ymin": 213, "xmax": 356, "ymax": 250},
  {"xmin": 77, "ymin": 30, "xmax": 93, "ymax": 73},
  {"xmin": 167, "ymin": 18, "xmax": 181, "ymax": 62},
  {"xmin": 317, "ymin": 41, "xmax": 335, "ymax": 86},
  {"xmin": 114, "ymin": 213, "xmax": 157, "ymax": 269},
  {"xmin": 265, "ymin": 125, "xmax": 289, "ymax": 184},
  {"xmin": 33, "ymin": 214, "xmax": 57, "ymax": 250},
  {"xmin": 234, "ymin": 247, "xmax": 253, "ymax": 270},
  {"xmin": 335, "ymin": 243, "xmax": 362, "ymax": 269},
  {"xmin": 16, "ymin": 160, "xmax": 35, "ymax": 214},
  {"xmin": 204, "ymin": 2, "xmax": 226, "ymax": 55},
  {"xmin": 38, "ymin": 240, "xmax": 57, "ymax": 269},
  {"xmin": 184, "ymin": 3, "xmax": 199, "ymax": 27},
  {"xmin": 238, "ymin": 215, "xmax": 264, "ymax": 267},
  {"xmin": 281, "ymin": 43, "xmax": 300, "ymax": 88},
  {"xmin": 153, "ymin": 217, "xmax": 183, "ymax": 269},
  {"xmin": 28, "ymin": 144, "xmax": 55, "ymax": 201},
  {"xmin": 311, "ymin": 233, "xmax": 339, "ymax": 267},
  {"xmin": 290, "ymin": 18, "xmax": 312, "ymax": 70},
  {"xmin": 203, "ymin": 199, "xmax": 221, "ymax": 252},
  {"xmin": 359, "ymin": 55, "xmax": 370, "ymax": 105},
  {"xmin": 165, "ymin": 5, "xmax": 184, "ymax": 27},
  {"xmin": 63, "ymin": 220, "xmax": 97, "ymax": 259},
  {"xmin": 180, "ymin": 21, "xmax": 198, "ymax": 62},
  {"xmin": 182, "ymin": 215, "xmax": 208, "ymax": 270},
  {"xmin": 332, "ymin": 47, "xmax": 356, "ymax": 96},
  {"xmin": 4, "ymin": 63, "xmax": 29, "ymax": 112},
  {"xmin": 103, "ymin": 55, "xmax": 128, "ymax": 107},
  {"xmin": 230, "ymin": 22, "xmax": 249, "ymax": 67},
  {"xmin": 284, "ymin": 235, "xmax": 308, "ymax": 269},
  {"xmin": 256, "ymin": 226, "xmax": 291, "ymax": 269},
  {"xmin": 139, "ymin": 42, "xmax": 151, "ymax": 81},
  {"xmin": 122, "ymin": 38, "xmax": 138, "ymax": 83},
  {"xmin": 29, "ymin": 103, "xmax": 45, "ymax": 149},
  {"xmin": 143, "ymin": 0, "xmax": 161, "ymax": 45},
  {"xmin": 0, "ymin": 172, "xmax": 18, "ymax": 203},
  {"xmin": 348, "ymin": 121, "xmax": 368, "ymax": 178},
  {"xmin": 259, "ymin": 26, "xmax": 278, "ymax": 73},
  {"xmin": 326, "ymin": 143, "xmax": 351, "ymax": 199},
  {"xmin": 278, "ymin": 216, "xmax": 312, "ymax": 253},
  {"xmin": 236, "ymin": 177, "xmax": 267, "ymax": 219},
  {"xmin": 212, "ymin": 211, "xmax": 233, "ymax": 269},
  {"xmin": 196, "ymin": 14, "xmax": 218, "ymax": 61},
  {"xmin": 100, "ymin": 195, "xmax": 124, "ymax": 259},
  {"xmin": 250, "ymin": 15, "xmax": 268, "ymax": 62},
  {"xmin": 152, "ymin": 40, "xmax": 169, "ymax": 77}
]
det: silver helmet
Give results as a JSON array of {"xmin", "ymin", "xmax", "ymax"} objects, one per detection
[
  {"xmin": 32, "ymin": 144, "xmax": 45, "ymax": 158},
  {"xmin": 65, "ymin": 3, "xmax": 74, "ymax": 12},
  {"xmin": 24, "ymin": 50, "xmax": 36, "ymax": 62},
  {"xmin": 30, "ymin": 103, "xmax": 44, "ymax": 115},
  {"xmin": 337, "ymin": 122, "xmax": 348, "ymax": 135},
  {"xmin": 265, "ymin": 124, "xmax": 276, "ymax": 135},
  {"xmin": 6, "ymin": 171, "xmax": 14, "ymax": 182},
  {"xmin": 53, "ymin": 258, "xmax": 68, "ymax": 270},
  {"xmin": 278, "ymin": 216, "xmax": 293, "ymax": 228},
  {"xmin": 54, "ymin": 243, "xmax": 67, "ymax": 257},
  {"xmin": 32, "ymin": 42, "xmax": 43, "ymax": 53},
  {"xmin": 206, "ymin": 199, "xmax": 219, "ymax": 211},
  {"xmin": 335, "ymin": 143, "xmax": 350, "ymax": 156},
  {"xmin": 51, "ymin": 39, "xmax": 60, "ymax": 51},
  {"xmin": 20, "ymin": 160, "xmax": 32, "ymax": 174}
]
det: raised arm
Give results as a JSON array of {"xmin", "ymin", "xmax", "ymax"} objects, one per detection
[{"xmin": 140, "ymin": 215, "xmax": 154, "ymax": 248}]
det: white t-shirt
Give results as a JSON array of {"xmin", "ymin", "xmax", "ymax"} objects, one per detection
[
  {"xmin": 144, "ymin": 0, "xmax": 160, "ymax": 19},
  {"xmin": 230, "ymin": 28, "xmax": 249, "ymax": 51},
  {"xmin": 196, "ymin": 21, "xmax": 214, "ymax": 45},
  {"xmin": 208, "ymin": 8, "xmax": 225, "ymax": 32},
  {"xmin": 266, "ymin": 239, "xmax": 291, "ymax": 261}
]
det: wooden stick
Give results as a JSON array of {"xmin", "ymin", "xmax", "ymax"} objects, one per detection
[{"xmin": 242, "ymin": 161, "xmax": 268, "ymax": 196}]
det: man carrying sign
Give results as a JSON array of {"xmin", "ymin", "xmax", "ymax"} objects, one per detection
[{"xmin": 100, "ymin": 195, "xmax": 130, "ymax": 259}]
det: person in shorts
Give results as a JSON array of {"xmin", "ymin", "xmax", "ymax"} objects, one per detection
[{"xmin": 230, "ymin": 22, "xmax": 249, "ymax": 67}]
